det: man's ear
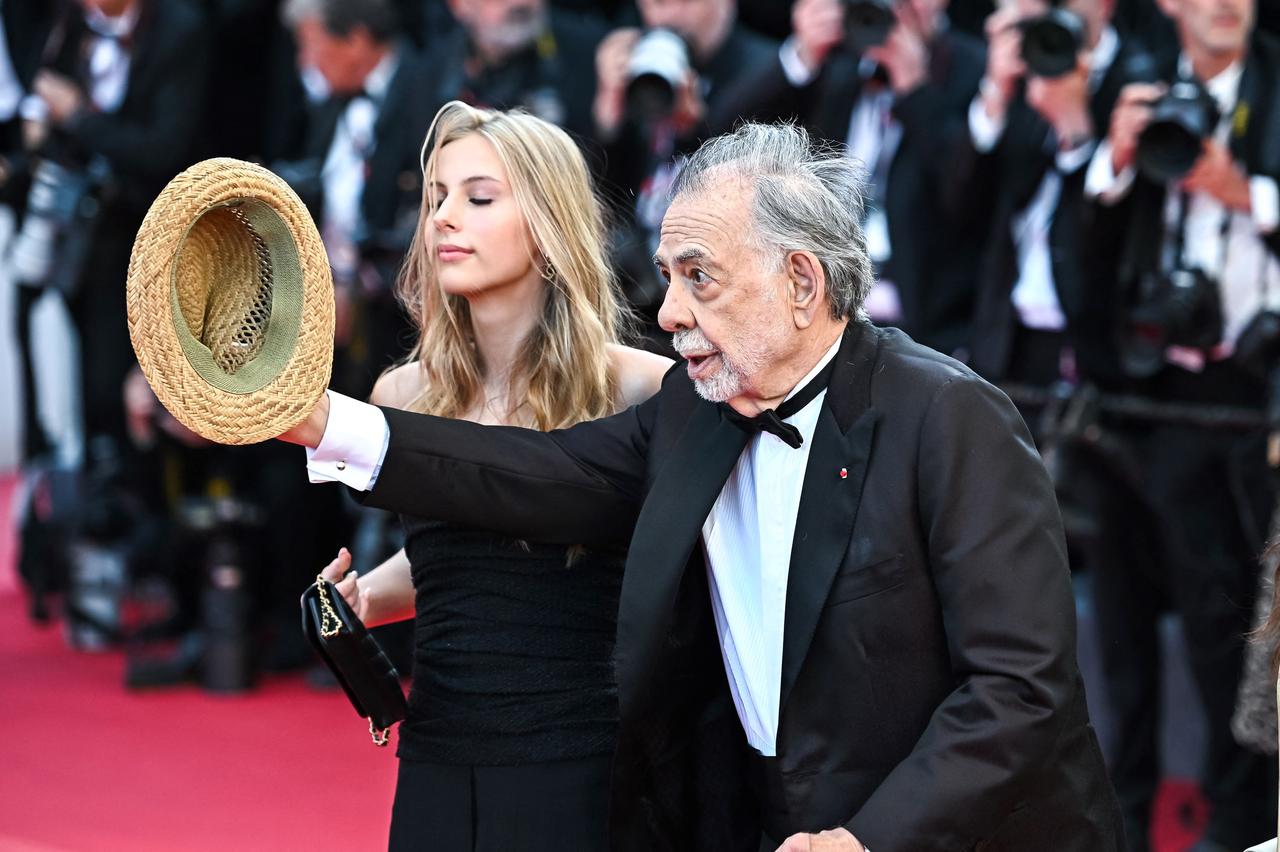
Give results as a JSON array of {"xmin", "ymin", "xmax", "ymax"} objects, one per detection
[{"xmin": 787, "ymin": 250, "xmax": 825, "ymax": 329}]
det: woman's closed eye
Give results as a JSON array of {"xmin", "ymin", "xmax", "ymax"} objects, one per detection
[{"xmin": 469, "ymin": 197, "xmax": 493, "ymax": 206}]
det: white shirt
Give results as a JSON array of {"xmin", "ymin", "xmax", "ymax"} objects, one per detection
[
  {"xmin": 321, "ymin": 51, "xmax": 398, "ymax": 283},
  {"xmin": 306, "ymin": 341, "xmax": 844, "ymax": 756},
  {"xmin": 967, "ymin": 26, "xmax": 1118, "ymax": 331},
  {"xmin": 20, "ymin": 3, "xmax": 139, "ymax": 125},
  {"xmin": 1084, "ymin": 55, "xmax": 1280, "ymax": 365},
  {"xmin": 701, "ymin": 339, "xmax": 839, "ymax": 755}
]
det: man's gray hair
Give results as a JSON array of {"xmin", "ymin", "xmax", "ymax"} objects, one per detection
[
  {"xmin": 671, "ymin": 122, "xmax": 873, "ymax": 320},
  {"xmin": 282, "ymin": 0, "xmax": 400, "ymax": 41}
]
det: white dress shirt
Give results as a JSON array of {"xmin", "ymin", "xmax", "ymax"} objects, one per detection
[
  {"xmin": 1084, "ymin": 55, "xmax": 1280, "ymax": 365},
  {"xmin": 967, "ymin": 26, "xmax": 1118, "ymax": 331},
  {"xmin": 20, "ymin": 3, "xmax": 139, "ymax": 124},
  {"xmin": 320, "ymin": 51, "xmax": 398, "ymax": 283},
  {"xmin": 306, "ymin": 340, "xmax": 845, "ymax": 756},
  {"xmin": 701, "ymin": 338, "xmax": 840, "ymax": 755}
]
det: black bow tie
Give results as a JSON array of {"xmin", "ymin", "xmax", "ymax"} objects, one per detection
[{"xmin": 720, "ymin": 357, "xmax": 837, "ymax": 449}]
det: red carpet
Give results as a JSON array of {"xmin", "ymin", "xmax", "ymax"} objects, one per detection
[
  {"xmin": 0, "ymin": 474, "xmax": 397, "ymax": 852},
  {"xmin": 0, "ymin": 473, "xmax": 1214, "ymax": 851}
]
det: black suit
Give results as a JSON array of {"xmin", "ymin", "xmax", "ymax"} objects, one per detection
[
  {"xmin": 1074, "ymin": 32, "xmax": 1280, "ymax": 850},
  {"xmin": 19, "ymin": 0, "xmax": 210, "ymax": 449},
  {"xmin": 724, "ymin": 34, "xmax": 988, "ymax": 355},
  {"xmin": 285, "ymin": 45, "xmax": 442, "ymax": 389},
  {"xmin": 355, "ymin": 321, "xmax": 1123, "ymax": 851},
  {"xmin": 964, "ymin": 36, "xmax": 1157, "ymax": 384}
]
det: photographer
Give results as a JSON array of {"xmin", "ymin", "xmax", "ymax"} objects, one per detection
[
  {"xmin": 279, "ymin": 0, "xmax": 441, "ymax": 393},
  {"xmin": 962, "ymin": 0, "xmax": 1156, "ymax": 392},
  {"xmin": 10, "ymin": 0, "xmax": 209, "ymax": 464},
  {"xmin": 430, "ymin": 0, "xmax": 603, "ymax": 142},
  {"xmin": 1079, "ymin": 0, "xmax": 1280, "ymax": 847},
  {"xmin": 593, "ymin": 0, "xmax": 779, "ymax": 346},
  {"xmin": 723, "ymin": 0, "xmax": 988, "ymax": 355}
]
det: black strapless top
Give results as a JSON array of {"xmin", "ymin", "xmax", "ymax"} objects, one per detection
[{"xmin": 396, "ymin": 516, "xmax": 624, "ymax": 766}]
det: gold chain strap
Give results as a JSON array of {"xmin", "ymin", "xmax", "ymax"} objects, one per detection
[
  {"xmin": 370, "ymin": 721, "xmax": 390, "ymax": 747},
  {"xmin": 315, "ymin": 573, "xmax": 343, "ymax": 639}
]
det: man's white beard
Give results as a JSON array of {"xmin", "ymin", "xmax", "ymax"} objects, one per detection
[{"xmin": 673, "ymin": 328, "xmax": 752, "ymax": 403}]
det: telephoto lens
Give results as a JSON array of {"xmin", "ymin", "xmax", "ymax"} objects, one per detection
[
  {"xmin": 843, "ymin": 0, "xmax": 896, "ymax": 52},
  {"xmin": 1019, "ymin": 8, "xmax": 1085, "ymax": 78},
  {"xmin": 625, "ymin": 28, "xmax": 690, "ymax": 125},
  {"xmin": 1136, "ymin": 78, "xmax": 1220, "ymax": 181}
]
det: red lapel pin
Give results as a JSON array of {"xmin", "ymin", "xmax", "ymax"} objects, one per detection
[{"xmin": 839, "ymin": 467, "xmax": 848, "ymax": 479}]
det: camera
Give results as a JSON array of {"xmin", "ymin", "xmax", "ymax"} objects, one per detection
[
  {"xmin": 1019, "ymin": 8, "xmax": 1085, "ymax": 78},
  {"xmin": 625, "ymin": 28, "xmax": 691, "ymax": 125},
  {"xmin": 1136, "ymin": 78, "xmax": 1220, "ymax": 181},
  {"xmin": 1121, "ymin": 266, "xmax": 1224, "ymax": 378},
  {"xmin": 9, "ymin": 158, "xmax": 102, "ymax": 293},
  {"xmin": 843, "ymin": 0, "xmax": 896, "ymax": 52}
]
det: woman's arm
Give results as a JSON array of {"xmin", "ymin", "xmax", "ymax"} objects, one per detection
[{"xmin": 319, "ymin": 546, "xmax": 415, "ymax": 628}]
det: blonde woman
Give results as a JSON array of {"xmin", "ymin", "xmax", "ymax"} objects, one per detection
[{"xmin": 318, "ymin": 102, "xmax": 670, "ymax": 851}]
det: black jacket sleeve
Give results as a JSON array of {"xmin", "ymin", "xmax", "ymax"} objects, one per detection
[
  {"xmin": 848, "ymin": 376, "xmax": 1079, "ymax": 850},
  {"xmin": 361, "ymin": 389, "xmax": 661, "ymax": 548}
]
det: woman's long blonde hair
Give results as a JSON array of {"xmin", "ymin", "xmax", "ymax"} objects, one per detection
[{"xmin": 395, "ymin": 101, "xmax": 623, "ymax": 430}]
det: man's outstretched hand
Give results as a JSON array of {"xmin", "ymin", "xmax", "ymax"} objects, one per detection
[
  {"xmin": 278, "ymin": 392, "xmax": 331, "ymax": 448},
  {"xmin": 776, "ymin": 827, "xmax": 866, "ymax": 851}
]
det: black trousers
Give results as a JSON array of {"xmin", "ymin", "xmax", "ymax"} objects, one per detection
[
  {"xmin": 387, "ymin": 754, "xmax": 612, "ymax": 852},
  {"xmin": 1079, "ymin": 381, "xmax": 1277, "ymax": 850}
]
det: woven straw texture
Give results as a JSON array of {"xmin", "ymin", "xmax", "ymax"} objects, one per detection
[{"xmin": 127, "ymin": 158, "xmax": 334, "ymax": 445}]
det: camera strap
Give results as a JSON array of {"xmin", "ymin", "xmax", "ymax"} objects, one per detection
[{"xmin": 1171, "ymin": 190, "xmax": 1234, "ymax": 284}]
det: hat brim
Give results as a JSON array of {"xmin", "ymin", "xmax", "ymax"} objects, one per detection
[{"xmin": 127, "ymin": 158, "xmax": 334, "ymax": 445}]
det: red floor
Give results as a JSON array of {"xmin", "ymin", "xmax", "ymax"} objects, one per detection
[
  {"xmin": 0, "ymin": 472, "xmax": 1214, "ymax": 851},
  {"xmin": 0, "ymin": 474, "xmax": 397, "ymax": 852}
]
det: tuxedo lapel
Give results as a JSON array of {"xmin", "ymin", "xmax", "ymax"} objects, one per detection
[
  {"xmin": 615, "ymin": 400, "xmax": 750, "ymax": 719},
  {"xmin": 779, "ymin": 323, "xmax": 880, "ymax": 709}
]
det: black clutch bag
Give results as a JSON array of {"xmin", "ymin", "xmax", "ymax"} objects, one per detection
[{"xmin": 301, "ymin": 574, "xmax": 407, "ymax": 746}]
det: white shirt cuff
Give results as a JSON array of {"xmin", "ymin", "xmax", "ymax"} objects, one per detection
[
  {"xmin": 304, "ymin": 390, "xmax": 389, "ymax": 491},
  {"xmin": 967, "ymin": 93, "xmax": 1005, "ymax": 153},
  {"xmin": 1084, "ymin": 140, "xmax": 1136, "ymax": 204},
  {"xmin": 1055, "ymin": 136, "xmax": 1096, "ymax": 174},
  {"xmin": 1250, "ymin": 175, "xmax": 1279, "ymax": 234},
  {"xmin": 778, "ymin": 37, "xmax": 818, "ymax": 88}
]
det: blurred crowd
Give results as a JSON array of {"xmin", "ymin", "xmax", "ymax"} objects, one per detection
[{"xmin": 3, "ymin": 0, "xmax": 1280, "ymax": 848}]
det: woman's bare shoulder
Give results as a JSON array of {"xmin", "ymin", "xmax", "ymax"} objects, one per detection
[
  {"xmin": 608, "ymin": 344, "xmax": 674, "ymax": 409},
  {"xmin": 370, "ymin": 361, "xmax": 426, "ymax": 410}
]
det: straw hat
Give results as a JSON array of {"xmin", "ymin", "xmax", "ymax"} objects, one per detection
[{"xmin": 127, "ymin": 158, "xmax": 334, "ymax": 445}]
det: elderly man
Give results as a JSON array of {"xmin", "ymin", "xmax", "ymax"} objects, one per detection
[{"xmin": 285, "ymin": 123, "xmax": 1123, "ymax": 851}]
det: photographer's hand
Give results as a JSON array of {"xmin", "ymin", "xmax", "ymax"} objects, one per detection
[
  {"xmin": 865, "ymin": 3, "xmax": 930, "ymax": 97},
  {"xmin": 1107, "ymin": 82, "xmax": 1165, "ymax": 174},
  {"xmin": 980, "ymin": 7, "xmax": 1025, "ymax": 121},
  {"xmin": 792, "ymin": 0, "xmax": 845, "ymax": 73},
  {"xmin": 1182, "ymin": 139, "xmax": 1252, "ymax": 212},
  {"xmin": 593, "ymin": 28, "xmax": 642, "ymax": 139},
  {"xmin": 1027, "ymin": 57, "xmax": 1093, "ymax": 148},
  {"xmin": 33, "ymin": 71, "xmax": 86, "ymax": 126}
]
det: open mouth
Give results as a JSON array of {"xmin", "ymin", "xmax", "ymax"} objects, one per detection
[{"xmin": 684, "ymin": 352, "xmax": 721, "ymax": 380}]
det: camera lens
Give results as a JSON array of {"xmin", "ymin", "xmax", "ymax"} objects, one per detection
[
  {"xmin": 1136, "ymin": 79, "xmax": 1220, "ymax": 181},
  {"xmin": 843, "ymin": 0, "xmax": 896, "ymax": 52},
  {"xmin": 625, "ymin": 29, "xmax": 690, "ymax": 125},
  {"xmin": 1020, "ymin": 9, "xmax": 1085, "ymax": 78}
]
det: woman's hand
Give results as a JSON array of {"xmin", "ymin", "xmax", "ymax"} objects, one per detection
[{"xmin": 319, "ymin": 547, "xmax": 371, "ymax": 622}]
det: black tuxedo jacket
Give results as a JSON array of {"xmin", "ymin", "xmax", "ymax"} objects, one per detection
[
  {"xmin": 1082, "ymin": 31, "xmax": 1280, "ymax": 389},
  {"xmin": 963, "ymin": 36, "xmax": 1157, "ymax": 381},
  {"xmin": 358, "ymin": 322, "xmax": 1123, "ymax": 851},
  {"xmin": 722, "ymin": 34, "xmax": 988, "ymax": 355},
  {"xmin": 35, "ymin": 0, "xmax": 210, "ymax": 213},
  {"xmin": 292, "ymin": 45, "xmax": 443, "ymax": 272}
]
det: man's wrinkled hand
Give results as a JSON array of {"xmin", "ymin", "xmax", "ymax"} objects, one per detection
[
  {"xmin": 278, "ymin": 392, "xmax": 331, "ymax": 448},
  {"xmin": 776, "ymin": 827, "xmax": 866, "ymax": 852}
]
